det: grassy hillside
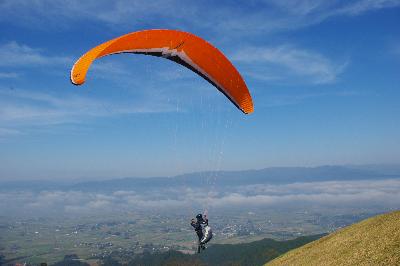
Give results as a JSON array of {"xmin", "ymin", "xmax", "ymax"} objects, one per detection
[
  {"xmin": 193, "ymin": 235, "xmax": 323, "ymax": 266},
  {"xmin": 267, "ymin": 210, "xmax": 400, "ymax": 266},
  {"xmin": 98, "ymin": 234, "xmax": 323, "ymax": 266}
]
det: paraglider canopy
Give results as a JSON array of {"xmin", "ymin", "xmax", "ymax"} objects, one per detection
[{"xmin": 70, "ymin": 29, "xmax": 253, "ymax": 114}]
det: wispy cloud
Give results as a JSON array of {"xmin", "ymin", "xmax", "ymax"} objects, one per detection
[
  {"xmin": 267, "ymin": 0, "xmax": 400, "ymax": 17},
  {"xmin": 231, "ymin": 0, "xmax": 400, "ymax": 33},
  {"xmin": 0, "ymin": 0, "xmax": 198, "ymax": 31},
  {"xmin": 261, "ymin": 90, "xmax": 358, "ymax": 107},
  {"xmin": 0, "ymin": 87, "xmax": 176, "ymax": 128},
  {"xmin": 334, "ymin": 0, "xmax": 400, "ymax": 15},
  {"xmin": 391, "ymin": 42, "xmax": 400, "ymax": 56},
  {"xmin": 0, "ymin": 72, "xmax": 19, "ymax": 79},
  {"xmin": 0, "ymin": 41, "xmax": 71, "ymax": 67},
  {"xmin": 233, "ymin": 45, "xmax": 348, "ymax": 84},
  {"xmin": 1, "ymin": 0, "xmax": 398, "ymax": 35},
  {"xmin": 0, "ymin": 127, "xmax": 22, "ymax": 137}
]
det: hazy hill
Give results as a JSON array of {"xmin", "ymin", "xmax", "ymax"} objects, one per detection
[
  {"xmin": 67, "ymin": 165, "xmax": 399, "ymax": 192},
  {"xmin": 2, "ymin": 165, "xmax": 399, "ymax": 192},
  {"xmin": 266, "ymin": 210, "xmax": 400, "ymax": 266}
]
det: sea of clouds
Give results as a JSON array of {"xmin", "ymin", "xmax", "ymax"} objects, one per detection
[{"xmin": 1, "ymin": 178, "xmax": 399, "ymax": 218}]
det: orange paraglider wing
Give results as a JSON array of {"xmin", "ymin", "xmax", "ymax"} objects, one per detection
[{"xmin": 70, "ymin": 29, "xmax": 253, "ymax": 114}]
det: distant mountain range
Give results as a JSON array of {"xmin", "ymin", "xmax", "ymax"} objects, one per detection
[{"xmin": 1, "ymin": 165, "xmax": 400, "ymax": 192}]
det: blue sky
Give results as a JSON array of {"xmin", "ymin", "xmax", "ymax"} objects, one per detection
[{"xmin": 0, "ymin": 0, "xmax": 399, "ymax": 180}]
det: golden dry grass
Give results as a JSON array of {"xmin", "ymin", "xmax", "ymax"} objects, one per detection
[{"xmin": 266, "ymin": 210, "xmax": 400, "ymax": 266}]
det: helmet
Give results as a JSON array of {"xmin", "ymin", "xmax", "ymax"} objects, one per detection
[{"xmin": 196, "ymin": 214, "xmax": 203, "ymax": 220}]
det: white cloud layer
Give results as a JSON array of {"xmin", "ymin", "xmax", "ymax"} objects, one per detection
[{"xmin": 1, "ymin": 179, "xmax": 399, "ymax": 217}]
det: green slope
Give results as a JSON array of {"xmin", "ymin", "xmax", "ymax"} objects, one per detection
[
  {"xmin": 98, "ymin": 234, "xmax": 323, "ymax": 266},
  {"xmin": 195, "ymin": 234, "xmax": 323, "ymax": 266},
  {"xmin": 267, "ymin": 210, "xmax": 400, "ymax": 266}
]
